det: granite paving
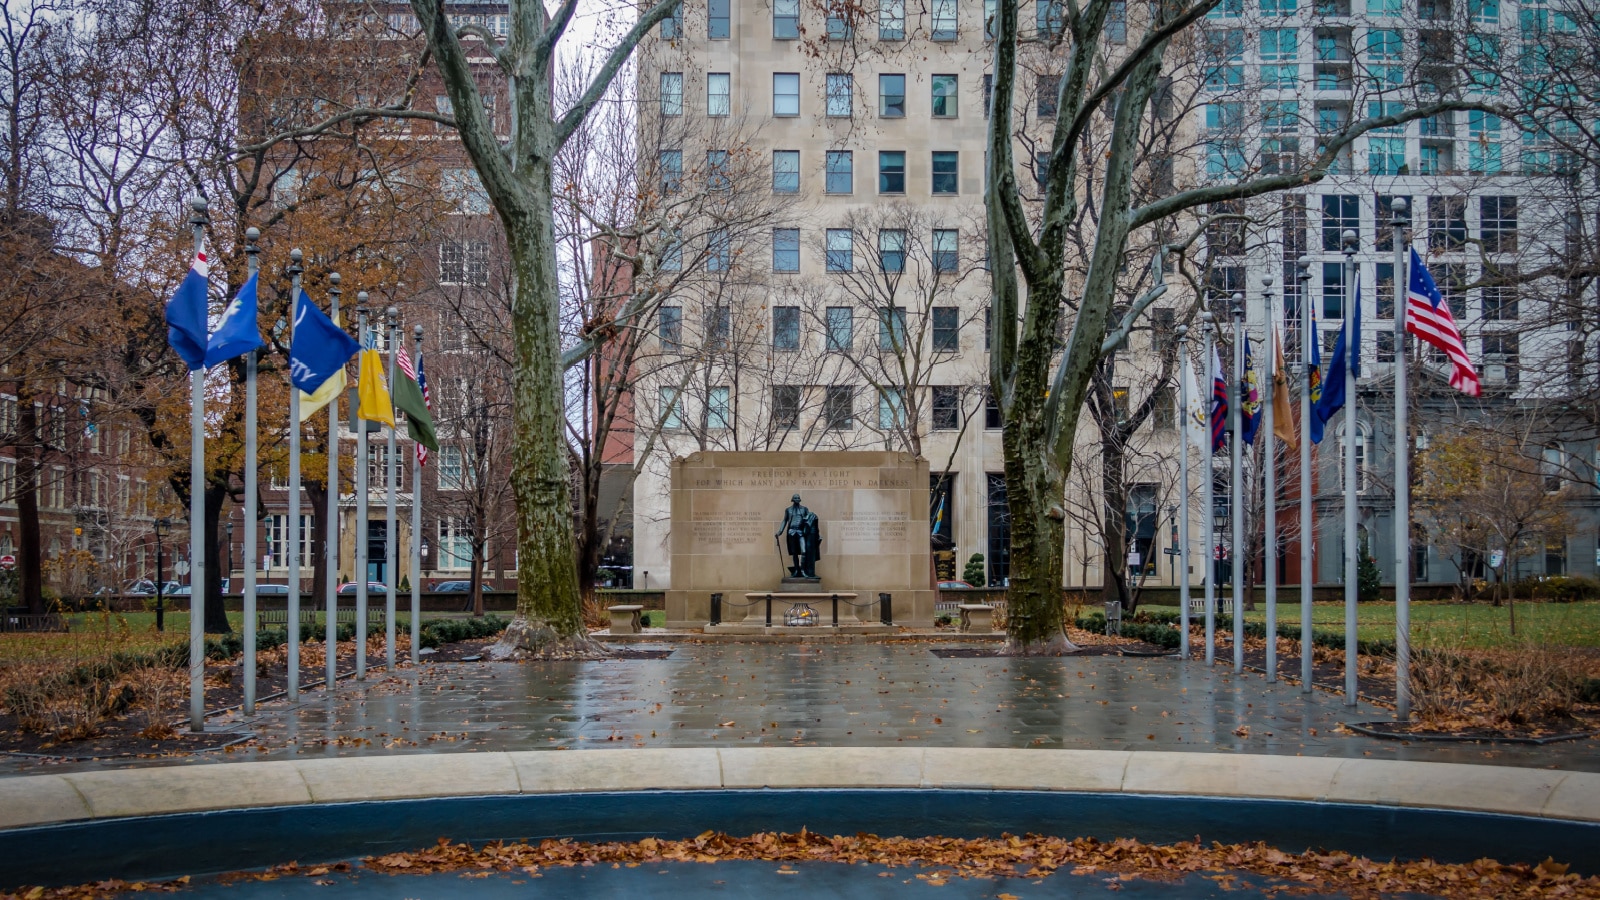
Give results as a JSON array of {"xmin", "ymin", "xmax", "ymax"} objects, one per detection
[{"xmin": 5, "ymin": 642, "xmax": 1592, "ymax": 775}]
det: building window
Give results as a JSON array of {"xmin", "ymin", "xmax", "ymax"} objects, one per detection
[
  {"xmin": 826, "ymin": 307, "xmax": 853, "ymax": 352},
  {"xmin": 878, "ymin": 306, "xmax": 907, "ymax": 351},
  {"xmin": 1467, "ymin": 112, "xmax": 1502, "ymax": 173},
  {"xmin": 441, "ymin": 168, "xmax": 489, "ymax": 214},
  {"xmin": 878, "ymin": 151, "xmax": 906, "ymax": 194},
  {"xmin": 1483, "ymin": 333, "xmax": 1519, "ymax": 385},
  {"xmin": 439, "ymin": 240, "xmax": 489, "ymax": 286},
  {"xmin": 773, "ymin": 0, "xmax": 799, "ymax": 38},
  {"xmin": 982, "ymin": 74, "xmax": 993, "ymax": 117},
  {"xmin": 824, "ymin": 386, "xmax": 854, "ymax": 430},
  {"xmin": 825, "ymin": 73, "xmax": 852, "ymax": 117},
  {"xmin": 265, "ymin": 514, "xmax": 313, "ymax": 567},
  {"xmin": 708, "ymin": 0, "xmax": 730, "ymax": 38},
  {"xmin": 660, "ymin": 387, "xmax": 685, "ymax": 430},
  {"xmin": 1376, "ymin": 331, "xmax": 1395, "ymax": 362},
  {"xmin": 659, "ymin": 231, "xmax": 683, "ymax": 272},
  {"xmin": 933, "ymin": 306, "xmax": 959, "ymax": 351},
  {"xmin": 706, "ymin": 228, "xmax": 731, "ymax": 272},
  {"xmin": 659, "ymin": 150, "xmax": 683, "ymax": 193},
  {"xmin": 1206, "ymin": 199, "xmax": 1246, "ymax": 256},
  {"xmin": 1153, "ymin": 386, "xmax": 1176, "ymax": 429},
  {"xmin": 825, "ymin": 150, "xmax": 853, "ymax": 193},
  {"xmin": 1261, "ymin": 29, "xmax": 1299, "ymax": 88},
  {"xmin": 1036, "ymin": 73, "xmax": 1059, "ymax": 118},
  {"xmin": 772, "ymin": 306, "xmax": 801, "ymax": 349},
  {"xmin": 932, "ymin": 229, "xmax": 958, "ymax": 273},
  {"xmin": 826, "ymin": 229, "xmax": 853, "ymax": 272},
  {"xmin": 706, "ymin": 149, "xmax": 730, "ymax": 191},
  {"xmin": 879, "ymin": 74, "xmax": 905, "ymax": 117},
  {"xmin": 1203, "ymin": 28, "xmax": 1245, "ymax": 91},
  {"xmin": 660, "ymin": 72, "xmax": 683, "ymax": 116},
  {"xmin": 707, "ymin": 305, "xmax": 731, "ymax": 348},
  {"xmin": 878, "ymin": 388, "xmax": 907, "ymax": 429},
  {"xmin": 1321, "ymin": 195, "xmax": 1359, "ymax": 251},
  {"xmin": 706, "ymin": 387, "xmax": 731, "ymax": 430},
  {"xmin": 1376, "ymin": 262, "xmax": 1395, "ymax": 317},
  {"xmin": 659, "ymin": 306, "xmax": 682, "ymax": 352},
  {"xmin": 437, "ymin": 517, "xmax": 472, "ymax": 570},
  {"xmin": 660, "ymin": 2, "xmax": 681, "ymax": 38},
  {"xmin": 985, "ymin": 392, "xmax": 1002, "ymax": 429},
  {"xmin": 1037, "ymin": 0, "xmax": 1065, "ymax": 36},
  {"xmin": 880, "ymin": 0, "xmax": 905, "ymax": 38},
  {"xmin": 772, "ymin": 150, "xmax": 799, "ymax": 193},
  {"xmin": 826, "ymin": 0, "xmax": 852, "ymax": 38},
  {"xmin": 932, "ymin": 386, "xmax": 961, "ymax": 430},
  {"xmin": 1340, "ymin": 426, "xmax": 1367, "ymax": 493},
  {"xmin": 1481, "ymin": 196, "xmax": 1517, "ymax": 253},
  {"xmin": 1542, "ymin": 444, "xmax": 1564, "ymax": 492},
  {"xmin": 773, "ymin": 73, "xmax": 800, "ymax": 116},
  {"xmin": 436, "ymin": 445, "xmax": 465, "ymax": 491},
  {"xmin": 879, "ymin": 229, "xmax": 906, "ymax": 273},
  {"xmin": 1322, "ymin": 262, "xmax": 1345, "ymax": 320},
  {"xmin": 931, "ymin": 0, "xmax": 958, "ymax": 38},
  {"xmin": 1483, "ymin": 269, "xmax": 1519, "ymax": 320},
  {"xmin": 773, "ymin": 386, "xmax": 801, "ymax": 430},
  {"xmin": 931, "ymin": 151, "xmax": 958, "ymax": 194},
  {"xmin": 931, "ymin": 74, "xmax": 958, "ymax": 117},
  {"xmin": 773, "ymin": 228, "xmax": 800, "ymax": 272},
  {"xmin": 707, "ymin": 73, "xmax": 730, "ymax": 116},
  {"xmin": 1429, "ymin": 196, "xmax": 1468, "ymax": 251},
  {"xmin": 1369, "ymin": 137, "xmax": 1404, "ymax": 175},
  {"xmin": 984, "ymin": 0, "xmax": 998, "ymax": 37}
]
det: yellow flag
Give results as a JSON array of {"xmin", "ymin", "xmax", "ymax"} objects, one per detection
[
  {"xmin": 298, "ymin": 310, "xmax": 347, "ymax": 423},
  {"xmin": 356, "ymin": 348, "xmax": 395, "ymax": 426},
  {"xmin": 1272, "ymin": 325, "xmax": 1297, "ymax": 449}
]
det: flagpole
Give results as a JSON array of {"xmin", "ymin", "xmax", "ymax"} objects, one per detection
[
  {"xmin": 1341, "ymin": 229, "xmax": 1359, "ymax": 706},
  {"xmin": 187, "ymin": 196, "xmax": 208, "ymax": 734},
  {"xmin": 242, "ymin": 229, "xmax": 261, "ymax": 715},
  {"xmin": 1176, "ymin": 325, "xmax": 1192, "ymax": 660},
  {"xmin": 1230, "ymin": 293, "xmax": 1245, "ymax": 675},
  {"xmin": 285, "ymin": 249, "xmax": 304, "ymax": 701},
  {"xmin": 1261, "ymin": 275, "xmax": 1278, "ymax": 683},
  {"xmin": 385, "ymin": 306, "xmax": 400, "ymax": 672},
  {"xmin": 1391, "ymin": 197, "xmax": 1412, "ymax": 721},
  {"xmin": 326, "ymin": 273, "xmax": 342, "ymax": 690},
  {"xmin": 1297, "ymin": 259, "xmax": 1315, "ymax": 692},
  {"xmin": 354, "ymin": 294, "xmax": 370, "ymax": 680},
  {"xmin": 411, "ymin": 325, "xmax": 424, "ymax": 666},
  {"xmin": 1200, "ymin": 310, "xmax": 1217, "ymax": 666}
]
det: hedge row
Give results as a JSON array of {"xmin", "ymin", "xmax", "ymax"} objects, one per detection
[
  {"xmin": 195, "ymin": 615, "xmax": 511, "ymax": 661},
  {"xmin": 1074, "ymin": 607, "xmax": 1398, "ymax": 657}
]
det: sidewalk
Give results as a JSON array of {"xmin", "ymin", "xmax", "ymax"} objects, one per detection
[{"xmin": 5, "ymin": 642, "xmax": 1593, "ymax": 775}]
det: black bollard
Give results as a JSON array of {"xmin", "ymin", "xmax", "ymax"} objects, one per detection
[
  {"xmin": 879, "ymin": 592, "xmax": 893, "ymax": 625},
  {"xmin": 831, "ymin": 593, "xmax": 838, "ymax": 627},
  {"xmin": 765, "ymin": 593, "xmax": 773, "ymax": 627},
  {"xmin": 710, "ymin": 592, "xmax": 722, "ymax": 626}
]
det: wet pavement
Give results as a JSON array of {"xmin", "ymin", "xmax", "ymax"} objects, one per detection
[{"xmin": 7, "ymin": 642, "xmax": 1593, "ymax": 775}]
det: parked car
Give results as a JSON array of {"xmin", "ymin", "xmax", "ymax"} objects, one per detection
[
  {"xmin": 123, "ymin": 579, "xmax": 156, "ymax": 595},
  {"xmin": 253, "ymin": 584, "xmax": 290, "ymax": 596},
  {"xmin": 430, "ymin": 580, "xmax": 493, "ymax": 592},
  {"xmin": 337, "ymin": 582, "xmax": 389, "ymax": 594},
  {"xmin": 937, "ymin": 580, "xmax": 975, "ymax": 591},
  {"xmin": 169, "ymin": 584, "xmax": 192, "ymax": 596}
]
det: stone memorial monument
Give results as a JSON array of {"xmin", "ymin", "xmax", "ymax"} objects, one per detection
[{"xmin": 663, "ymin": 451, "xmax": 935, "ymax": 629}]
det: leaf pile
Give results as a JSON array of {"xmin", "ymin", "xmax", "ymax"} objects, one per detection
[{"xmin": 8, "ymin": 831, "xmax": 1597, "ymax": 898}]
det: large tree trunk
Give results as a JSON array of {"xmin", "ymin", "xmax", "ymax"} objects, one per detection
[
  {"xmin": 305, "ymin": 480, "xmax": 329, "ymax": 611},
  {"xmin": 202, "ymin": 481, "xmax": 231, "ymax": 634},
  {"xmin": 492, "ymin": 160, "xmax": 605, "ymax": 658},
  {"xmin": 1100, "ymin": 435, "xmax": 1130, "ymax": 611},
  {"xmin": 15, "ymin": 394, "xmax": 45, "ymax": 614}
]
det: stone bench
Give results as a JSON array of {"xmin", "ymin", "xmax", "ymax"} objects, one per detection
[
  {"xmin": 958, "ymin": 603, "xmax": 995, "ymax": 634},
  {"xmin": 608, "ymin": 604, "xmax": 644, "ymax": 634}
]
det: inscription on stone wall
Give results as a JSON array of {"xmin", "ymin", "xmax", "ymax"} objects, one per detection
[
  {"xmin": 690, "ymin": 510, "xmax": 766, "ymax": 552},
  {"xmin": 689, "ymin": 467, "xmax": 910, "ymax": 490}
]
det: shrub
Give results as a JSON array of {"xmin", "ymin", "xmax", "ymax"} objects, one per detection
[
  {"xmin": 417, "ymin": 615, "xmax": 509, "ymax": 649},
  {"xmin": 1411, "ymin": 634, "xmax": 1587, "ymax": 727},
  {"xmin": 963, "ymin": 554, "xmax": 986, "ymax": 586},
  {"xmin": 1523, "ymin": 576, "xmax": 1600, "ymax": 603},
  {"xmin": 1357, "ymin": 554, "xmax": 1382, "ymax": 603}
]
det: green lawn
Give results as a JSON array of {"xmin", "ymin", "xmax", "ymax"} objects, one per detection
[{"xmin": 1139, "ymin": 600, "xmax": 1600, "ymax": 650}]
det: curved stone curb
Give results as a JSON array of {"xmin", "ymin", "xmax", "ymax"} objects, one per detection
[
  {"xmin": 0, "ymin": 748, "xmax": 1595, "ymax": 832},
  {"xmin": 1344, "ymin": 721, "xmax": 1600, "ymax": 745}
]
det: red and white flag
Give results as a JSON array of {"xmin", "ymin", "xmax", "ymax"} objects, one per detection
[{"xmin": 1404, "ymin": 247, "xmax": 1480, "ymax": 397}]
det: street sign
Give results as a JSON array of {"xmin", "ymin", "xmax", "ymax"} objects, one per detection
[
  {"xmin": 0, "ymin": 554, "xmax": 14, "ymax": 570},
  {"xmin": 1163, "ymin": 547, "xmax": 1181, "ymax": 556}
]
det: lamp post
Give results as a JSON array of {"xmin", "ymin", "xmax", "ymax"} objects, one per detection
[
  {"xmin": 225, "ymin": 520, "xmax": 234, "ymax": 591},
  {"xmin": 154, "ymin": 517, "xmax": 171, "ymax": 632},
  {"xmin": 421, "ymin": 537, "xmax": 430, "ymax": 573}
]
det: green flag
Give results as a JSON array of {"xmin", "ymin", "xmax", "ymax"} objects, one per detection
[{"xmin": 391, "ymin": 361, "xmax": 438, "ymax": 452}]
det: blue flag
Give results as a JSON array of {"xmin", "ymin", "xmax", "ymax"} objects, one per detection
[
  {"xmin": 1313, "ymin": 278, "xmax": 1360, "ymax": 433},
  {"xmin": 165, "ymin": 252, "xmax": 210, "ymax": 371},
  {"xmin": 205, "ymin": 272, "xmax": 264, "ymax": 368},
  {"xmin": 289, "ymin": 289, "xmax": 360, "ymax": 395}
]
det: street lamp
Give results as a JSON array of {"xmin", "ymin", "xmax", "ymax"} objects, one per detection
[
  {"xmin": 225, "ymin": 520, "xmax": 234, "ymax": 592},
  {"xmin": 153, "ymin": 517, "xmax": 172, "ymax": 632},
  {"xmin": 420, "ymin": 537, "xmax": 430, "ymax": 573}
]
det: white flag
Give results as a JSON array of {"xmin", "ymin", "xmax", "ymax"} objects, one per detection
[{"xmin": 1182, "ymin": 351, "xmax": 1207, "ymax": 453}]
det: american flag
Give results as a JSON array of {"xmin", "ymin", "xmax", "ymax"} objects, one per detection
[
  {"xmin": 1404, "ymin": 247, "xmax": 1480, "ymax": 397},
  {"xmin": 395, "ymin": 345, "xmax": 430, "ymax": 465}
]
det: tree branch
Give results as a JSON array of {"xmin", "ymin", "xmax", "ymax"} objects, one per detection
[{"xmin": 552, "ymin": 0, "xmax": 681, "ymax": 152}]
